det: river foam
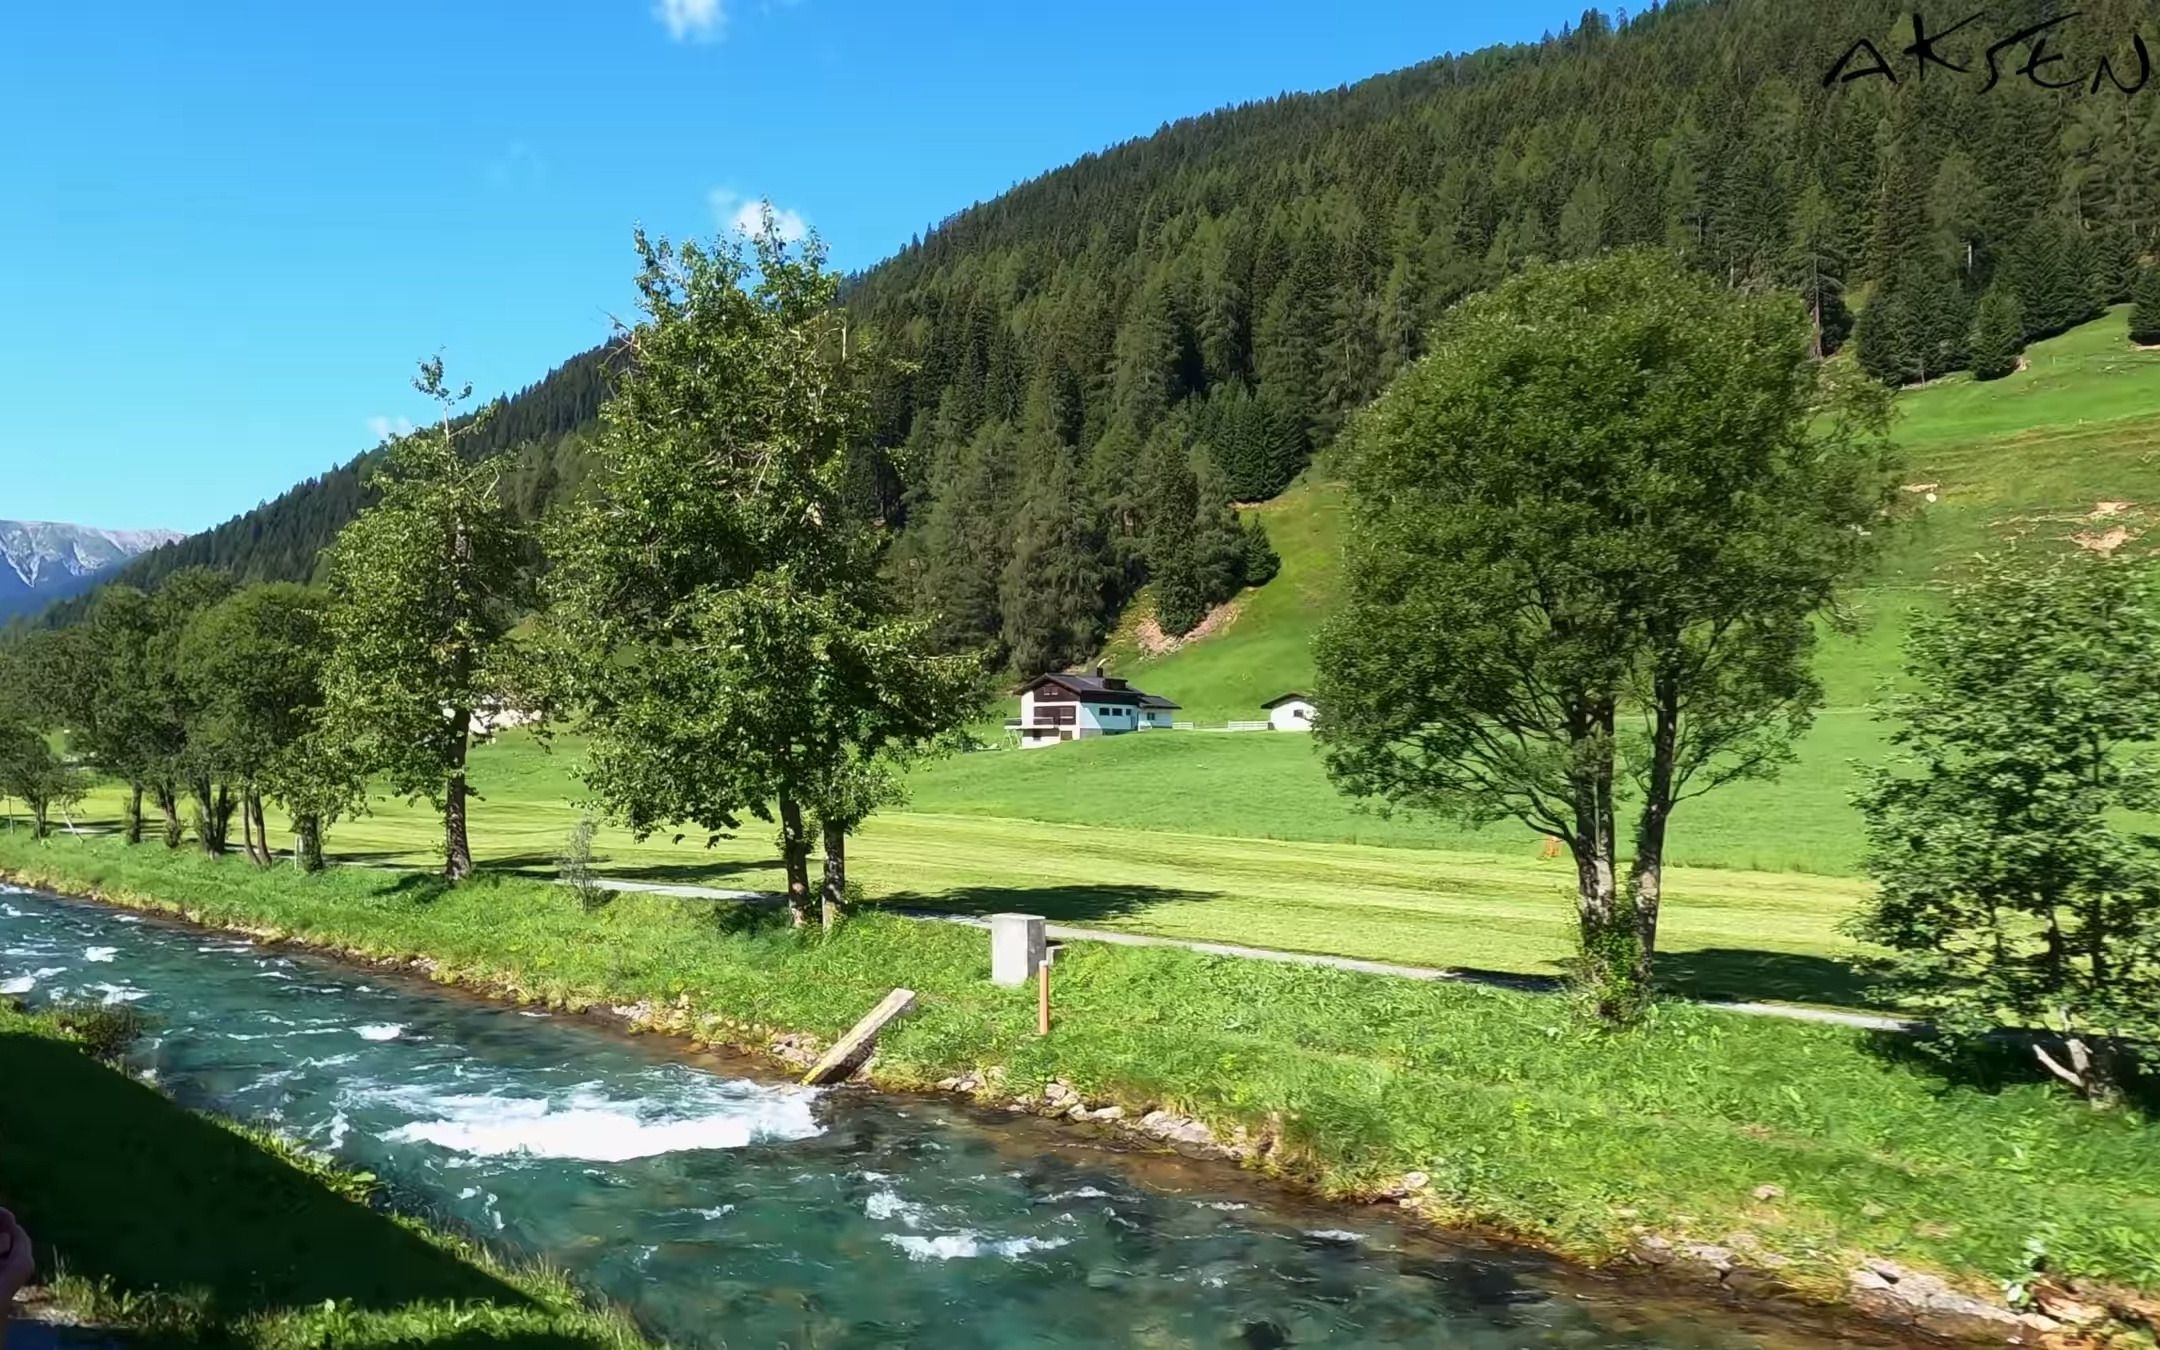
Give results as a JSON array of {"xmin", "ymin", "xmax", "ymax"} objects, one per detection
[
  {"xmin": 375, "ymin": 1081, "xmax": 824, "ymax": 1162},
  {"xmin": 884, "ymin": 1232, "xmax": 1071, "ymax": 1262}
]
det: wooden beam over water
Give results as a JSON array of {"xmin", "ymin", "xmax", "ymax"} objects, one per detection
[{"xmin": 802, "ymin": 987, "xmax": 918, "ymax": 1085}]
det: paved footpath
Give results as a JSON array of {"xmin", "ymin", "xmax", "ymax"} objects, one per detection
[{"xmin": 589, "ymin": 877, "xmax": 1924, "ymax": 1035}]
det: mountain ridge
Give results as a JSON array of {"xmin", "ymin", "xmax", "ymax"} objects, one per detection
[{"xmin": 0, "ymin": 520, "xmax": 185, "ymax": 622}]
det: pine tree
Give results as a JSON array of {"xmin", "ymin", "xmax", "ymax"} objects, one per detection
[
  {"xmin": 1855, "ymin": 291, "xmax": 1919, "ymax": 386},
  {"xmin": 1188, "ymin": 453, "xmax": 1247, "ymax": 609},
  {"xmin": 1240, "ymin": 516, "xmax": 1280, "ymax": 587},
  {"xmin": 1968, "ymin": 285, "xmax": 2025, "ymax": 381},
  {"xmin": 2130, "ymin": 265, "xmax": 2160, "ymax": 346},
  {"xmin": 1255, "ymin": 244, "xmax": 1330, "ymax": 455},
  {"xmin": 999, "ymin": 430, "xmax": 1108, "ymax": 676},
  {"xmin": 1111, "ymin": 274, "xmax": 1181, "ymax": 437},
  {"xmin": 914, "ymin": 422, "xmax": 1017, "ymax": 660},
  {"xmin": 1786, "ymin": 178, "xmax": 1849, "ymax": 359}
]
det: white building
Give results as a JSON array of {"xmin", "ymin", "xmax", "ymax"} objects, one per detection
[
  {"xmin": 1261, "ymin": 692, "xmax": 1316, "ymax": 731},
  {"xmin": 1012, "ymin": 668, "xmax": 1180, "ymax": 749}
]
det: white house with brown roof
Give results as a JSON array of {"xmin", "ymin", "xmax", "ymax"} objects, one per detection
[{"xmin": 1012, "ymin": 668, "xmax": 1180, "ymax": 748}]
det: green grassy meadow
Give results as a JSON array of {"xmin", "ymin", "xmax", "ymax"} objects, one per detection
[
  {"xmin": 36, "ymin": 309, "xmax": 2160, "ymax": 1014},
  {"xmin": 0, "ymin": 998, "xmax": 644, "ymax": 1348},
  {"xmin": 55, "ymin": 735, "xmax": 1872, "ymax": 1006},
  {"xmin": 6, "ymin": 834, "xmax": 2158, "ymax": 1304}
]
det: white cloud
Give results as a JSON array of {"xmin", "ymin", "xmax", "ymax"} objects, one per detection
[
  {"xmin": 367, "ymin": 415, "xmax": 416, "ymax": 443},
  {"xmin": 655, "ymin": 0, "xmax": 725, "ymax": 42},
  {"xmin": 707, "ymin": 188, "xmax": 807, "ymax": 243}
]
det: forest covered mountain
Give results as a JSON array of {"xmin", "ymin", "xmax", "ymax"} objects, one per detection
[{"xmin": 53, "ymin": 0, "xmax": 2160, "ymax": 666}]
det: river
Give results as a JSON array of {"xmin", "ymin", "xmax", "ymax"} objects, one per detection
[{"xmin": 0, "ymin": 885, "xmax": 1904, "ymax": 1348}]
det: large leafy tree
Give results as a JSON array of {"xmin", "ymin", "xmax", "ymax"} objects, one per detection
[
  {"xmin": 179, "ymin": 584, "xmax": 361, "ymax": 870},
  {"xmin": 1853, "ymin": 553, "xmax": 2160, "ymax": 1104},
  {"xmin": 1315, "ymin": 249, "xmax": 1895, "ymax": 1020},
  {"xmin": 140, "ymin": 569, "xmax": 240, "ymax": 852},
  {"xmin": 323, "ymin": 359, "xmax": 522, "ymax": 881},
  {"xmin": 550, "ymin": 222, "xmax": 981, "ymax": 928},
  {"xmin": 28, "ymin": 584, "xmax": 189, "ymax": 847},
  {"xmin": 0, "ymin": 722, "xmax": 83, "ymax": 840}
]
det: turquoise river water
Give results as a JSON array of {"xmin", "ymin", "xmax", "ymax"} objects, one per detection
[{"xmin": 0, "ymin": 885, "xmax": 1910, "ymax": 1348}]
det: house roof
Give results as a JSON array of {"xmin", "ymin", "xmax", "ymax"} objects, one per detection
[
  {"xmin": 1260, "ymin": 692, "xmax": 1313, "ymax": 709},
  {"xmin": 1015, "ymin": 671, "xmax": 1179, "ymax": 710}
]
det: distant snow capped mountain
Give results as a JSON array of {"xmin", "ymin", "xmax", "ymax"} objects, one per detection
[{"xmin": 0, "ymin": 520, "xmax": 186, "ymax": 621}]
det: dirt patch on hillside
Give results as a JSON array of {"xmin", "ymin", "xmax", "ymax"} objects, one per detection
[
  {"xmin": 2072, "ymin": 525, "xmax": 2137, "ymax": 554},
  {"xmin": 1135, "ymin": 596, "xmax": 1247, "ymax": 656}
]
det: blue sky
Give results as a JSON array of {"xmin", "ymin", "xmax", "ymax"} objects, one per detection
[{"xmin": 2, "ymin": 1, "xmax": 1587, "ymax": 533}]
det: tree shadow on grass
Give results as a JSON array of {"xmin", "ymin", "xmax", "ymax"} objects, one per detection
[
  {"xmin": 1859, "ymin": 1027, "xmax": 2160, "ymax": 1116},
  {"xmin": 381, "ymin": 872, "xmax": 456, "ymax": 905},
  {"xmin": 586, "ymin": 857, "xmax": 776, "ymax": 886},
  {"xmin": 0, "ymin": 1028, "xmax": 558, "ymax": 1336},
  {"xmin": 1654, "ymin": 947, "xmax": 1881, "ymax": 1009},
  {"xmin": 877, "ymin": 882, "xmax": 1221, "ymax": 926}
]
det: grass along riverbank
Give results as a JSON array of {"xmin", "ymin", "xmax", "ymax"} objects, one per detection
[
  {"xmin": 0, "ymin": 997, "xmax": 646, "ymax": 1348},
  {"xmin": 6, "ymin": 834, "xmax": 2158, "ymax": 1319},
  {"xmin": 55, "ymin": 730, "xmax": 1879, "ymax": 1008}
]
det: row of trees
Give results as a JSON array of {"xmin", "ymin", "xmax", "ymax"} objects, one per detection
[
  {"xmin": 6, "ymin": 224, "xmax": 983, "ymax": 929},
  {"xmin": 896, "ymin": 399, "xmax": 1281, "ymax": 671},
  {"xmin": 1, "ymin": 574, "xmax": 357, "ymax": 864}
]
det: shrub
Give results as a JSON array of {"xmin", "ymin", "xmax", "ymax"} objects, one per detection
[
  {"xmin": 557, "ymin": 813, "xmax": 609, "ymax": 912},
  {"xmin": 49, "ymin": 1001, "xmax": 149, "ymax": 1064}
]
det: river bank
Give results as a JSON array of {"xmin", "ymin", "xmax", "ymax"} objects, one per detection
[
  {"xmin": 1, "ymin": 880, "xmax": 1902, "ymax": 1349},
  {"xmin": 4, "ymin": 835, "xmax": 2156, "ymax": 1343},
  {"xmin": 0, "ymin": 993, "xmax": 651, "ymax": 1348}
]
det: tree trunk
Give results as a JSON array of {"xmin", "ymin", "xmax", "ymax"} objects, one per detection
[
  {"xmin": 296, "ymin": 812, "xmax": 325, "ymax": 873},
  {"xmin": 1625, "ymin": 675, "xmax": 1682, "ymax": 995},
  {"xmin": 778, "ymin": 796, "xmax": 812, "ymax": 927},
  {"xmin": 193, "ymin": 779, "xmax": 234, "ymax": 856},
  {"xmin": 241, "ymin": 792, "xmax": 257, "ymax": 863},
  {"xmin": 30, "ymin": 798, "xmax": 50, "ymax": 841},
  {"xmin": 820, "ymin": 820, "xmax": 848, "ymax": 931},
  {"xmin": 444, "ymin": 709, "xmax": 473, "ymax": 881},
  {"xmin": 1567, "ymin": 698, "xmax": 1638, "ymax": 1021},
  {"xmin": 156, "ymin": 783, "xmax": 184, "ymax": 849},
  {"xmin": 246, "ymin": 791, "xmax": 273, "ymax": 866},
  {"xmin": 124, "ymin": 783, "xmax": 145, "ymax": 846}
]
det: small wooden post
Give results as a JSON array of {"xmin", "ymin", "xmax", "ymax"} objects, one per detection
[{"xmin": 1036, "ymin": 958, "xmax": 1051, "ymax": 1036}]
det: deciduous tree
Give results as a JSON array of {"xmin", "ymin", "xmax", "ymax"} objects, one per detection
[
  {"xmin": 0, "ymin": 722, "xmax": 84, "ymax": 840},
  {"xmin": 1854, "ymin": 553, "xmax": 2160, "ymax": 1104},
  {"xmin": 180, "ymin": 584, "xmax": 361, "ymax": 870},
  {"xmin": 323, "ymin": 359, "xmax": 522, "ymax": 881},
  {"xmin": 1315, "ymin": 250, "xmax": 1895, "ymax": 1020},
  {"xmin": 550, "ymin": 222, "xmax": 981, "ymax": 928}
]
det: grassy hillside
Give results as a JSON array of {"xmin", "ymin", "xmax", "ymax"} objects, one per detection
[{"xmin": 952, "ymin": 307, "xmax": 2160, "ymax": 872}]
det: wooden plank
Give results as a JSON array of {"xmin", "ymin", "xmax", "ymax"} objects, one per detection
[{"xmin": 801, "ymin": 987, "xmax": 917, "ymax": 1085}]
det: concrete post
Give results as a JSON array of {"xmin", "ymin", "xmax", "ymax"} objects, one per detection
[{"xmin": 990, "ymin": 913, "xmax": 1046, "ymax": 987}]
